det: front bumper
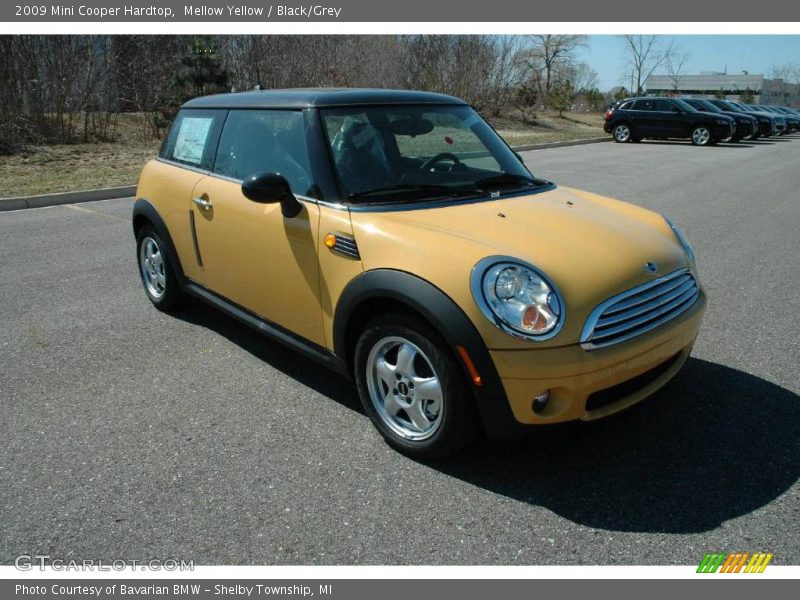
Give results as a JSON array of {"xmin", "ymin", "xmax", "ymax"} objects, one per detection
[
  {"xmin": 490, "ymin": 289, "xmax": 707, "ymax": 425},
  {"xmin": 736, "ymin": 120, "xmax": 754, "ymax": 138}
]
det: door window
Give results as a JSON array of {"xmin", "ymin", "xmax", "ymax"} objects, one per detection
[
  {"xmin": 654, "ymin": 99, "xmax": 674, "ymax": 112},
  {"xmin": 213, "ymin": 109, "xmax": 314, "ymax": 197},
  {"xmin": 632, "ymin": 99, "xmax": 655, "ymax": 111}
]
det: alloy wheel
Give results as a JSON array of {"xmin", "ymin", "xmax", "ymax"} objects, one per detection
[
  {"xmin": 365, "ymin": 336, "xmax": 444, "ymax": 441},
  {"xmin": 692, "ymin": 127, "xmax": 711, "ymax": 145},
  {"xmin": 139, "ymin": 236, "xmax": 166, "ymax": 299}
]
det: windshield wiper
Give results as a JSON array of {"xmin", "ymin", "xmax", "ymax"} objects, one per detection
[
  {"xmin": 473, "ymin": 174, "xmax": 539, "ymax": 190},
  {"xmin": 347, "ymin": 184, "xmax": 479, "ymax": 202}
]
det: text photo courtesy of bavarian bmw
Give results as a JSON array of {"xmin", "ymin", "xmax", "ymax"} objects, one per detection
[{"xmin": 133, "ymin": 89, "xmax": 706, "ymax": 458}]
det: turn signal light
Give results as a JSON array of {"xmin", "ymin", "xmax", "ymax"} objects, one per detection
[
  {"xmin": 324, "ymin": 233, "xmax": 337, "ymax": 248},
  {"xmin": 456, "ymin": 345, "xmax": 483, "ymax": 387}
]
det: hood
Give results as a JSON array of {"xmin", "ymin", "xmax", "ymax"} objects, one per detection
[{"xmin": 350, "ymin": 185, "xmax": 690, "ymax": 348}]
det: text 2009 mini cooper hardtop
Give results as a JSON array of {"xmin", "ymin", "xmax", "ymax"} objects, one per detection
[{"xmin": 134, "ymin": 88, "xmax": 706, "ymax": 457}]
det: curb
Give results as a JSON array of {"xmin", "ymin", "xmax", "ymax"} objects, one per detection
[
  {"xmin": 513, "ymin": 137, "xmax": 611, "ymax": 152},
  {"xmin": 0, "ymin": 185, "xmax": 137, "ymax": 212},
  {"xmin": 0, "ymin": 137, "xmax": 611, "ymax": 212}
]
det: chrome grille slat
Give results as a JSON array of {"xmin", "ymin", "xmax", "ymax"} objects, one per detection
[
  {"xmin": 594, "ymin": 279, "xmax": 696, "ymax": 327},
  {"xmin": 591, "ymin": 287, "xmax": 697, "ymax": 341},
  {"xmin": 603, "ymin": 274, "xmax": 692, "ymax": 315},
  {"xmin": 581, "ymin": 268, "xmax": 699, "ymax": 350}
]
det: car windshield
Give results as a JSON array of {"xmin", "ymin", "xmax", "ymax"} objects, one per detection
[
  {"xmin": 698, "ymin": 100, "xmax": 723, "ymax": 113},
  {"xmin": 673, "ymin": 99, "xmax": 697, "ymax": 112},
  {"xmin": 320, "ymin": 104, "xmax": 540, "ymax": 203},
  {"xmin": 720, "ymin": 101, "xmax": 742, "ymax": 111}
]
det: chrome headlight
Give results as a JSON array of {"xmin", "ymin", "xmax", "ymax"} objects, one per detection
[
  {"xmin": 664, "ymin": 217, "xmax": 696, "ymax": 264},
  {"xmin": 470, "ymin": 256, "xmax": 564, "ymax": 341}
]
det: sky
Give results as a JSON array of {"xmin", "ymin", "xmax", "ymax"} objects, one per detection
[{"xmin": 579, "ymin": 35, "xmax": 800, "ymax": 91}]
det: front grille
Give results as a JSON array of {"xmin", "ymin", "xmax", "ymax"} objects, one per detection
[
  {"xmin": 580, "ymin": 269, "xmax": 699, "ymax": 350},
  {"xmin": 585, "ymin": 352, "xmax": 682, "ymax": 413}
]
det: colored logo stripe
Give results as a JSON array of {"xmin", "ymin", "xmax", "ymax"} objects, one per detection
[{"xmin": 697, "ymin": 552, "xmax": 772, "ymax": 573}]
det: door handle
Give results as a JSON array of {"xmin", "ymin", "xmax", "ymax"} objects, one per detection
[{"xmin": 192, "ymin": 197, "xmax": 213, "ymax": 210}]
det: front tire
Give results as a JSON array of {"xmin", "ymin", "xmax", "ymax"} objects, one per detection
[
  {"xmin": 354, "ymin": 313, "xmax": 480, "ymax": 458},
  {"xmin": 691, "ymin": 125, "xmax": 713, "ymax": 146},
  {"xmin": 136, "ymin": 225, "xmax": 186, "ymax": 312}
]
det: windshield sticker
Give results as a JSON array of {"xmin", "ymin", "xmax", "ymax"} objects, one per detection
[{"xmin": 174, "ymin": 117, "xmax": 213, "ymax": 165}]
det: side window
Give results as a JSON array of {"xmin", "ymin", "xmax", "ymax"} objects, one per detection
[
  {"xmin": 632, "ymin": 100, "xmax": 655, "ymax": 111},
  {"xmin": 654, "ymin": 99, "xmax": 674, "ymax": 112},
  {"xmin": 160, "ymin": 109, "xmax": 225, "ymax": 170},
  {"xmin": 213, "ymin": 109, "xmax": 313, "ymax": 197},
  {"xmin": 619, "ymin": 101, "xmax": 634, "ymax": 110}
]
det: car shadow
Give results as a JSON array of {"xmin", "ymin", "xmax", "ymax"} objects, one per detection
[
  {"xmin": 174, "ymin": 303, "xmax": 799, "ymax": 535},
  {"xmin": 174, "ymin": 301, "xmax": 362, "ymax": 413},
  {"xmin": 430, "ymin": 357, "xmax": 800, "ymax": 534},
  {"xmin": 638, "ymin": 140, "xmax": 755, "ymax": 149}
]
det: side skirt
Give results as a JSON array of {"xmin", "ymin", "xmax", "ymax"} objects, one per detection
[{"xmin": 184, "ymin": 281, "xmax": 349, "ymax": 378}]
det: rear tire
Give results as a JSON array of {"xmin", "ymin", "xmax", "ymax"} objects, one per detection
[
  {"xmin": 353, "ymin": 312, "xmax": 481, "ymax": 458},
  {"xmin": 136, "ymin": 225, "xmax": 187, "ymax": 312},
  {"xmin": 612, "ymin": 123, "xmax": 632, "ymax": 143}
]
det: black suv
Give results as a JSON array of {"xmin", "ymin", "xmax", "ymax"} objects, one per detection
[
  {"xmin": 706, "ymin": 99, "xmax": 775, "ymax": 137},
  {"xmin": 681, "ymin": 97, "xmax": 757, "ymax": 142},
  {"xmin": 765, "ymin": 106, "xmax": 799, "ymax": 132},
  {"xmin": 604, "ymin": 97, "xmax": 735, "ymax": 146}
]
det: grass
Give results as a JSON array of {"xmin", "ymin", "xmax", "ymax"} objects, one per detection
[
  {"xmin": 0, "ymin": 110, "xmax": 605, "ymax": 198},
  {"xmin": 491, "ymin": 110, "xmax": 605, "ymax": 147}
]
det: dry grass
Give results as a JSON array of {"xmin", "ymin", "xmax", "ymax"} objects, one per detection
[
  {"xmin": 0, "ymin": 113, "xmax": 160, "ymax": 198},
  {"xmin": 0, "ymin": 110, "xmax": 605, "ymax": 198},
  {"xmin": 491, "ymin": 110, "xmax": 605, "ymax": 147}
]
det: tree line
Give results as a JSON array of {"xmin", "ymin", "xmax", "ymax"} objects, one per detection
[{"xmin": 0, "ymin": 34, "xmax": 609, "ymax": 154}]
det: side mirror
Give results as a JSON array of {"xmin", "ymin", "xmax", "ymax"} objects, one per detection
[{"xmin": 241, "ymin": 172, "xmax": 302, "ymax": 218}]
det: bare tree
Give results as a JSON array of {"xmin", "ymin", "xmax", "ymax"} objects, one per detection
[
  {"xmin": 666, "ymin": 49, "xmax": 691, "ymax": 94},
  {"xmin": 571, "ymin": 62, "xmax": 598, "ymax": 95},
  {"xmin": 518, "ymin": 35, "xmax": 587, "ymax": 107},
  {"xmin": 622, "ymin": 35, "xmax": 675, "ymax": 95}
]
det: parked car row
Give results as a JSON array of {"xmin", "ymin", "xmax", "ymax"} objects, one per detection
[{"xmin": 604, "ymin": 96, "xmax": 800, "ymax": 146}]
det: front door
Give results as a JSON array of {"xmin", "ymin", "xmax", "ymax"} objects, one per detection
[
  {"xmin": 189, "ymin": 108, "xmax": 325, "ymax": 347},
  {"xmin": 655, "ymin": 99, "xmax": 686, "ymax": 137}
]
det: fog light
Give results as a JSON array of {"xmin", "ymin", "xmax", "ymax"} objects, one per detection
[{"xmin": 532, "ymin": 390, "xmax": 550, "ymax": 414}]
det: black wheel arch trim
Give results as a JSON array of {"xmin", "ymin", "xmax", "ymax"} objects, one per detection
[
  {"xmin": 334, "ymin": 268, "xmax": 524, "ymax": 440},
  {"xmin": 132, "ymin": 197, "xmax": 186, "ymax": 287}
]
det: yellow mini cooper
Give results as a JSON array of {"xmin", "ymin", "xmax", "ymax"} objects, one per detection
[{"xmin": 134, "ymin": 88, "xmax": 706, "ymax": 457}]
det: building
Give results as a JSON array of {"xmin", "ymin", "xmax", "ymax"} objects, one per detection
[
  {"xmin": 644, "ymin": 73, "xmax": 765, "ymax": 102},
  {"xmin": 644, "ymin": 72, "xmax": 800, "ymax": 106}
]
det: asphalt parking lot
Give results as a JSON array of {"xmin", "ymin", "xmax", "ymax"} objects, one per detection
[{"xmin": 2, "ymin": 135, "xmax": 799, "ymax": 566}]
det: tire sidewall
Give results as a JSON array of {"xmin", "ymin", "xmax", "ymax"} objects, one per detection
[
  {"xmin": 136, "ymin": 226, "xmax": 184, "ymax": 311},
  {"xmin": 353, "ymin": 314, "xmax": 476, "ymax": 458}
]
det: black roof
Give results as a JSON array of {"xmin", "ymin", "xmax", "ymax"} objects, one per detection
[{"xmin": 182, "ymin": 88, "xmax": 468, "ymax": 109}]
